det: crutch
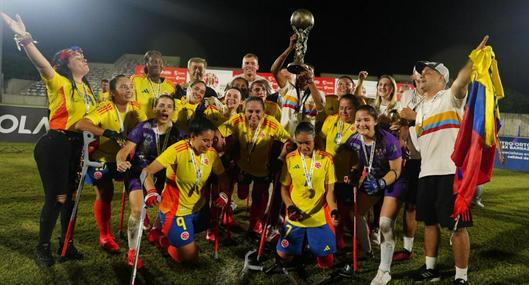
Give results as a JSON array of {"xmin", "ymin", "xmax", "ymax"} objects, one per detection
[
  {"xmin": 118, "ymin": 184, "xmax": 127, "ymax": 239},
  {"xmin": 130, "ymin": 204, "xmax": 147, "ymax": 285},
  {"xmin": 352, "ymin": 186, "xmax": 358, "ymax": 272},
  {"xmin": 61, "ymin": 131, "xmax": 103, "ymax": 257}
]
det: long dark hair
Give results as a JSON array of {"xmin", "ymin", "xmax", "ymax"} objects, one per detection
[
  {"xmin": 52, "ymin": 47, "xmax": 94, "ymax": 101},
  {"xmin": 356, "ymin": 104, "xmax": 385, "ymax": 148}
]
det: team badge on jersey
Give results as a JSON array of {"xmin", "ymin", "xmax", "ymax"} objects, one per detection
[
  {"xmin": 281, "ymin": 239, "xmax": 289, "ymax": 248},
  {"xmin": 181, "ymin": 231, "xmax": 190, "ymax": 241},
  {"xmin": 315, "ymin": 162, "xmax": 321, "ymax": 169},
  {"xmin": 203, "ymin": 158, "xmax": 209, "ymax": 165},
  {"xmin": 324, "ymin": 245, "xmax": 331, "ymax": 252}
]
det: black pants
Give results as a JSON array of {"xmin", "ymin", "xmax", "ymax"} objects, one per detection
[{"xmin": 34, "ymin": 130, "xmax": 83, "ymax": 245}]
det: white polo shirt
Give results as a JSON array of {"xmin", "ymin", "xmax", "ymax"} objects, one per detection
[{"xmin": 414, "ymin": 89, "xmax": 466, "ymax": 178}]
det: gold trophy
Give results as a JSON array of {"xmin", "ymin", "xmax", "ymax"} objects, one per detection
[{"xmin": 287, "ymin": 9, "xmax": 315, "ymax": 74}]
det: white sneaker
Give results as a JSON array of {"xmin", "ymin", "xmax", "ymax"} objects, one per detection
[{"xmin": 370, "ymin": 269, "xmax": 391, "ymax": 285}]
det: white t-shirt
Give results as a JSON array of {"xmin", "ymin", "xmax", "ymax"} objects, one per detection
[
  {"xmin": 414, "ymin": 89, "xmax": 466, "ymax": 178},
  {"xmin": 398, "ymin": 89, "xmax": 423, "ymax": 160},
  {"xmin": 233, "ymin": 74, "xmax": 268, "ymax": 86},
  {"xmin": 279, "ymin": 83, "xmax": 325, "ymax": 136}
]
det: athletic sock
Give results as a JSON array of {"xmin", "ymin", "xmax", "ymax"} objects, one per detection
[
  {"xmin": 426, "ymin": 256, "xmax": 437, "ymax": 270},
  {"xmin": 455, "ymin": 266, "xmax": 468, "ymax": 281},
  {"xmin": 379, "ymin": 217, "xmax": 395, "ymax": 272},
  {"xmin": 93, "ymin": 200, "xmax": 106, "ymax": 238},
  {"xmin": 403, "ymin": 236, "xmax": 414, "ymax": 252},
  {"xmin": 127, "ymin": 215, "xmax": 140, "ymax": 249}
]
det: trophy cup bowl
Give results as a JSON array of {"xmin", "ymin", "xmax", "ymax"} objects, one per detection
[
  {"xmin": 287, "ymin": 9, "xmax": 315, "ymax": 74},
  {"xmin": 290, "ymin": 9, "xmax": 314, "ymax": 30}
]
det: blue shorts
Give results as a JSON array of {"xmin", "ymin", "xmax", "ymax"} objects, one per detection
[
  {"xmin": 85, "ymin": 162, "xmax": 124, "ymax": 185},
  {"xmin": 276, "ymin": 222, "xmax": 336, "ymax": 257},
  {"xmin": 159, "ymin": 206, "xmax": 209, "ymax": 248}
]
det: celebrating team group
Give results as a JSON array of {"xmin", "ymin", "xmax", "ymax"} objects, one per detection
[{"xmin": 3, "ymin": 12, "xmax": 493, "ymax": 285}]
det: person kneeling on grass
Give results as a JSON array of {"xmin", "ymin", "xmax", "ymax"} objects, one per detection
[
  {"xmin": 141, "ymin": 117, "xmax": 228, "ymax": 263},
  {"xmin": 276, "ymin": 122, "xmax": 339, "ymax": 270}
]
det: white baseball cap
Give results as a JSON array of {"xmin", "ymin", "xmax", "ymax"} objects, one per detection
[{"xmin": 414, "ymin": 61, "xmax": 450, "ymax": 84}]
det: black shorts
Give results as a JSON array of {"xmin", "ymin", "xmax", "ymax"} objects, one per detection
[
  {"xmin": 416, "ymin": 174, "xmax": 473, "ymax": 230},
  {"xmin": 334, "ymin": 183, "xmax": 353, "ymax": 205},
  {"xmin": 402, "ymin": 159, "xmax": 421, "ymax": 205}
]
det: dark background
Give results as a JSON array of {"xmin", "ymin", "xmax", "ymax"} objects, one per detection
[{"xmin": 2, "ymin": 0, "xmax": 528, "ymax": 112}]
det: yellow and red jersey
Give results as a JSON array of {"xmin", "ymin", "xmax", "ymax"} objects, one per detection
[
  {"xmin": 219, "ymin": 114, "xmax": 290, "ymax": 177},
  {"xmin": 84, "ymin": 101, "xmax": 146, "ymax": 162},
  {"xmin": 156, "ymin": 140, "xmax": 225, "ymax": 216},
  {"xmin": 43, "ymin": 71, "xmax": 97, "ymax": 131},
  {"xmin": 320, "ymin": 114, "xmax": 357, "ymax": 182},
  {"xmin": 172, "ymin": 99, "xmax": 226, "ymax": 132},
  {"xmin": 280, "ymin": 150, "xmax": 336, "ymax": 227},
  {"xmin": 131, "ymin": 74, "xmax": 175, "ymax": 119},
  {"xmin": 98, "ymin": 91, "xmax": 110, "ymax": 103}
]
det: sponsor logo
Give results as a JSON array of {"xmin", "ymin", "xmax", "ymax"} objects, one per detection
[
  {"xmin": 293, "ymin": 165, "xmax": 300, "ymax": 169},
  {"xmin": 180, "ymin": 231, "xmax": 190, "ymax": 241},
  {"xmin": 281, "ymin": 239, "xmax": 289, "ymax": 248},
  {"xmin": 324, "ymin": 245, "xmax": 330, "ymax": 251}
]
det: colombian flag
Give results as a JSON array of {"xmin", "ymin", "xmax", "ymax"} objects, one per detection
[{"xmin": 451, "ymin": 46, "xmax": 504, "ymax": 221}]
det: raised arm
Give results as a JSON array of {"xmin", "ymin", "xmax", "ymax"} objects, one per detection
[
  {"xmin": 354, "ymin": 71, "xmax": 368, "ymax": 105},
  {"xmin": 1, "ymin": 13, "xmax": 54, "ymax": 80},
  {"xmin": 271, "ymin": 34, "xmax": 297, "ymax": 89},
  {"xmin": 451, "ymin": 35, "xmax": 489, "ymax": 99}
]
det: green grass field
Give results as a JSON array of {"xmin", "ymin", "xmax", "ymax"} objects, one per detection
[{"xmin": 1, "ymin": 142, "xmax": 528, "ymax": 285}]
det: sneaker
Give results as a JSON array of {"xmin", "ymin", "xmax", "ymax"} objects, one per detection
[
  {"xmin": 35, "ymin": 243, "xmax": 55, "ymax": 267},
  {"xmin": 393, "ymin": 249, "xmax": 413, "ymax": 262},
  {"xmin": 57, "ymin": 239, "xmax": 84, "ymax": 262},
  {"xmin": 99, "ymin": 236, "xmax": 120, "ymax": 253},
  {"xmin": 453, "ymin": 278, "xmax": 470, "ymax": 285},
  {"xmin": 147, "ymin": 228, "xmax": 164, "ymax": 248},
  {"xmin": 371, "ymin": 269, "xmax": 391, "ymax": 285},
  {"xmin": 412, "ymin": 265, "xmax": 441, "ymax": 282},
  {"xmin": 127, "ymin": 249, "xmax": 143, "ymax": 269}
]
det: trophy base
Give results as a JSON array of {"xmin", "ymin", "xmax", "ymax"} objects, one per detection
[{"xmin": 287, "ymin": 63, "xmax": 308, "ymax": 74}]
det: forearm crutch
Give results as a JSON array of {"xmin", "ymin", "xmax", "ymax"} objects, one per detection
[
  {"xmin": 61, "ymin": 131, "xmax": 103, "ymax": 257},
  {"xmin": 257, "ymin": 173, "xmax": 281, "ymax": 261},
  {"xmin": 352, "ymin": 186, "xmax": 358, "ymax": 272},
  {"xmin": 130, "ymin": 204, "xmax": 147, "ymax": 285},
  {"xmin": 118, "ymin": 184, "xmax": 127, "ymax": 239}
]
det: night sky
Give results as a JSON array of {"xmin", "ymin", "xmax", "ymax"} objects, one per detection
[{"xmin": 2, "ymin": 0, "xmax": 528, "ymax": 94}]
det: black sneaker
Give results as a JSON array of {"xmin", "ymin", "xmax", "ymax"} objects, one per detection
[
  {"xmin": 454, "ymin": 278, "xmax": 470, "ymax": 285},
  {"xmin": 35, "ymin": 243, "xmax": 55, "ymax": 267},
  {"xmin": 412, "ymin": 265, "xmax": 441, "ymax": 282},
  {"xmin": 57, "ymin": 239, "xmax": 84, "ymax": 262}
]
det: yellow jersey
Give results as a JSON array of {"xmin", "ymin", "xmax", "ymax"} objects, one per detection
[
  {"xmin": 43, "ymin": 71, "xmax": 97, "ymax": 131},
  {"xmin": 320, "ymin": 114, "xmax": 357, "ymax": 182},
  {"xmin": 265, "ymin": 100, "xmax": 282, "ymax": 122},
  {"xmin": 84, "ymin": 101, "xmax": 146, "ymax": 162},
  {"xmin": 156, "ymin": 140, "xmax": 225, "ymax": 216},
  {"xmin": 219, "ymin": 114, "xmax": 290, "ymax": 177},
  {"xmin": 99, "ymin": 91, "xmax": 110, "ymax": 102},
  {"xmin": 131, "ymin": 74, "xmax": 175, "ymax": 119},
  {"xmin": 280, "ymin": 150, "xmax": 336, "ymax": 227},
  {"xmin": 172, "ymin": 99, "xmax": 226, "ymax": 131}
]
